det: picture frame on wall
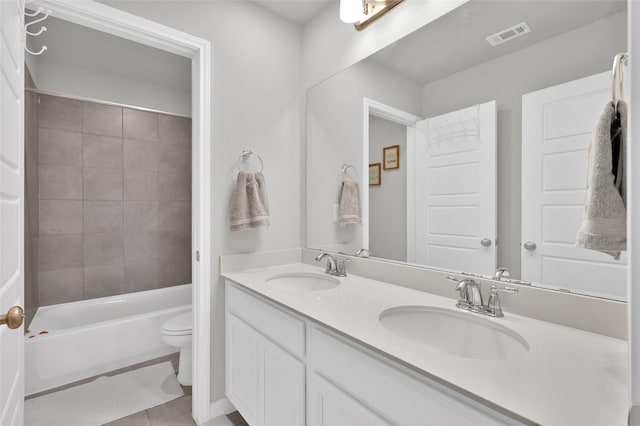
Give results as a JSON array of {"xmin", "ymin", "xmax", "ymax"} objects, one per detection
[
  {"xmin": 369, "ymin": 163, "xmax": 381, "ymax": 186},
  {"xmin": 383, "ymin": 145, "xmax": 400, "ymax": 170}
]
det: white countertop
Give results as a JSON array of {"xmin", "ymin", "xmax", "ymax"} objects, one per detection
[{"xmin": 222, "ymin": 262, "xmax": 628, "ymax": 426}]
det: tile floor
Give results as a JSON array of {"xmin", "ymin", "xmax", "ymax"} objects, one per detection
[{"xmin": 28, "ymin": 353, "xmax": 249, "ymax": 426}]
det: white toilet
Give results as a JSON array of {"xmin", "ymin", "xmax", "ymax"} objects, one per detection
[{"xmin": 160, "ymin": 310, "xmax": 192, "ymax": 386}]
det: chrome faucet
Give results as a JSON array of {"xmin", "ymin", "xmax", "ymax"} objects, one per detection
[
  {"xmin": 447, "ymin": 276, "xmax": 518, "ymax": 317},
  {"xmin": 493, "ymin": 267, "xmax": 510, "ymax": 281},
  {"xmin": 315, "ymin": 253, "xmax": 349, "ymax": 277}
]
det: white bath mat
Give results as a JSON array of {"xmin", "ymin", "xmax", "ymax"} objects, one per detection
[{"xmin": 25, "ymin": 361, "xmax": 184, "ymax": 426}]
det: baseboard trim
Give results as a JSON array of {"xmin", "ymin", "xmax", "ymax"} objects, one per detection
[{"xmin": 210, "ymin": 397, "xmax": 235, "ymax": 419}]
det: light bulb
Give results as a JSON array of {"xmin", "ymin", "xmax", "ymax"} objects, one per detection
[{"xmin": 340, "ymin": 0, "xmax": 362, "ymax": 23}]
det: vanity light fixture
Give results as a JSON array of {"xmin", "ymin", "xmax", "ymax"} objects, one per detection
[{"xmin": 340, "ymin": 0, "xmax": 404, "ymax": 31}]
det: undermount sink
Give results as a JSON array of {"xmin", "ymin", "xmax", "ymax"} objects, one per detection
[
  {"xmin": 379, "ymin": 306, "xmax": 529, "ymax": 360},
  {"xmin": 266, "ymin": 272, "xmax": 340, "ymax": 292}
]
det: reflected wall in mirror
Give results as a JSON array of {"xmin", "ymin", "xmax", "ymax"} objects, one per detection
[{"xmin": 306, "ymin": 0, "xmax": 628, "ymax": 300}]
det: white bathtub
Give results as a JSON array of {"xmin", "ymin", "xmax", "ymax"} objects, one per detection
[{"xmin": 25, "ymin": 284, "xmax": 191, "ymax": 396}]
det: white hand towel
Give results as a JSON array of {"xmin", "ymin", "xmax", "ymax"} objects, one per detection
[
  {"xmin": 337, "ymin": 180, "xmax": 361, "ymax": 225},
  {"xmin": 576, "ymin": 100, "xmax": 626, "ymax": 259},
  {"xmin": 230, "ymin": 171, "xmax": 270, "ymax": 231}
]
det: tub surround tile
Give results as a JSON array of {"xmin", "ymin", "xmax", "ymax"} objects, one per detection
[
  {"xmin": 84, "ymin": 233, "xmax": 123, "ymax": 267},
  {"xmin": 124, "ymin": 201, "xmax": 158, "ymax": 233},
  {"xmin": 38, "ymin": 95, "xmax": 82, "ymax": 133},
  {"xmin": 38, "ymin": 128, "xmax": 83, "ymax": 166},
  {"xmin": 158, "ymin": 115, "xmax": 190, "ymax": 145},
  {"xmin": 158, "ymin": 141, "xmax": 190, "ymax": 172},
  {"xmin": 84, "ymin": 167, "xmax": 123, "ymax": 200},
  {"xmin": 158, "ymin": 231, "xmax": 191, "ymax": 262},
  {"xmin": 84, "ymin": 134, "xmax": 123, "ymax": 169},
  {"xmin": 38, "ymin": 234, "xmax": 83, "ymax": 271},
  {"xmin": 159, "ymin": 258, "xmax": 191, "ymax": 288},
  {"xmin": 84, "ymin": 264, "xmax": 125, "ymax": 299},
  {"xmin": 83, "ymin": 102, "xmax": 123, "ymax": 137},
  {"xmin": 158, "ymin": 171, "xmax": 191, "ymax": 201},
  {"xmin": 124, "ymin": 232, "xmax": 159, "ymax": 264},
  {"xmin": 38, "ymin": 268, "xmax": 84, "ymax": 306},
  {"xmin": 124, "ymin": 139, "xmax": 158, "ymax": 171},
  {"xmin": 158, "ymin": 202, "xmax": 191, "ymax": 233},
  {"xmin": 39, "ymin": 200, "xmax": 83, "ymax": 235},
  {"xmin": 124, "ymin": 261, "xmax": 160, "ymax": 293},
  {"xmin": 124, "ymin": 170, "xmax": 158, "ymax": 200},
  {"xmin": 38, "ymin": 165, "xmax": 83, "ymax": 200},
  {"xmin": 84, "ymin": 201, "xmax": 123, "ymax": 234},
  {"xmin": 124, "ymin": 109, "xmax": 158, "ymax": 142}
]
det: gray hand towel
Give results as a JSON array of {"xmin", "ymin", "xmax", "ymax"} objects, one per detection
[
  {"xmin": 576, "ymin": 100, "xmax": 627, "ymax": 259},
  {"xmin": 337, "ymin": 180, "xmax": 361, "ymax": 225},
  {"xmin": 230, "ymin": 171, "xmax": 270, "ymax": 231}
]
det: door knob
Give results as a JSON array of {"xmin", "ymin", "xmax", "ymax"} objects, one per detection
[
  {"xmin": 480, "ymin": 238, "xmax": 492, "ymax": 247},
  {"xmin": 523, "ymin": 241, "xmax": 537, "ymax": 251},
  {"xmin": 0, "ymin": 306, "xmax": 24, "ymax": 329}
]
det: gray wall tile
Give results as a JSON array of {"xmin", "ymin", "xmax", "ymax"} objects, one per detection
[
  {"xmin": 38, "ymin": 128, "xmax": 83, "ymax": 166},
  {"xmin": 159, "ymin": 258, "xmax": 192, "ymax": 288},
  {"xmin": 159, "ymin": 171, "xmax": 191, "ymax": 201},
  {"xmin": 124, "ymin": 170, "xmax": 158, "ymax": 200},
  {"xmin": 38, "ymin": 268, "xmax": 84, "ymax": 306},
  {"xmin": 38, "ymin": 95, "xmax": 82, "ymax": 133},
  {"xmin": 159, "ymin": 231, "xmax": 191, "ymax": 263},
  {"xmin": 84, "ymin": 265, "xmax": 125, "ymax": 299},
  {"xmin": 39, "ymin": 165, "xmax": 83, "ymax": 200},
  {"xmin": 123, "ymin": 232, "xmax": 159, "ymax": 264},
  {"xmin": 123, "ymin": 109, "xmax": 158, "ymax": 141},
  {"xmin": 158, "ymin": 140, "xmax": 190, "ymax": 172},
  {"xmin": 158, "ymin": 202, "xmax": 191, "ymax": 233},
  {"xmin": 125, "ymin": 261, "xmax": 160, "ymax": 293},
  {"xmin": 84, "ymin": 201, "xmax": 122, "ymax": 234},
  {"xmin": 83, "ymin": 102, "xmax": 122, "ymax": 137},
  {"xmin": 124, "ymin": 139, "xmax": 158, "ymax": 171},
  {"xmin": 158, "ymin": 114, "xmax": 190, "ymax": 145},
  {"xmin": 124, "ymin": 201, "xmax": 158, "ymax": 233},
  {"xmin": 84, "ymin": 233, "xmax": 123, "ymax": 267},
  {"xmin": 84, "ymin": 168, "xmax": 123, "ymax": 200},
  {"xmin": 39, "ymin": 200, "xmax": 83, "ymax": 235},
  {"xmin": 84, "ymin": 135, "xmax": 123, "ymax": 169},
  {"xmin": 38, "ymin": 234, "xmax": 83, "ymax": 271}
]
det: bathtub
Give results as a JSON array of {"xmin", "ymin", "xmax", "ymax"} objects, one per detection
[{"xmin": 25, "ymin": 284, "xmax": 191, "ymax": 396}]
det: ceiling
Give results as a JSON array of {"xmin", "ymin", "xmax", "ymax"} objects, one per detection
[
  {"xmin": 251, "ymin": 0, "xmax": 334, "ymax": 25},
  {"xmin": 369, "ymin": 0, "xmax": 627, "ymax": 85}
]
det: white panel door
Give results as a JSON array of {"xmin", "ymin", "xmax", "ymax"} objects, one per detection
[
  {"xmin": 0, "ymin": 0, "xmax": 25, "ymax": 425},
  {"xmin": 227, "ymin": 315, "xmax": 259, "ymax": 426},
  {"xmin": 411, "ymin": 101, "xmax": 497, "ymax": 275},
  {"xmin": 262, "ymin": 339, "xmax": 305, "ymax": 426},
  {"xmin": 522, "ymin": 71, "xmax": 627, "ymax": 298}
]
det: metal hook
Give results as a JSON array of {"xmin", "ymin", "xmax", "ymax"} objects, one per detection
[
  {"xmin": 25, "ymin": 9, "xmax": 51, "ymax": 31},
  {"xmin": 25, "ymin": 45, "xmax": 47, "ymax": 56},
  {"xmin": 24, "ymin": 6, "xmax": 45, "ymax": 17},
  {"xmin": 26, "ymin": 25, "xmax": 47, "ymax": 37}
]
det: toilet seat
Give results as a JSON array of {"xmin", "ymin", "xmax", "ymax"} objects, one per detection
[{"xmin": 161, "ymin": 311, "xmax": 192, "ymax": 336}]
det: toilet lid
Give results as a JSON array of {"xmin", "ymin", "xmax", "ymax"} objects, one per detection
[{"xmin": 162, "ymin": 311, "xmax": 192, "ymax": 334}]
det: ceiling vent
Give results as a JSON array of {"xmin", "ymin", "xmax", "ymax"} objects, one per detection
[{"xmin": 486, "ymin": 22, "xmax": 531, "ymax": 46}]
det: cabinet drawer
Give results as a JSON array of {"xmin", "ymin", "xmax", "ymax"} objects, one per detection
[
  {"xmin": 227, "ymin": 282, "xmax": 305, "ymax": 358},
  {"xmin": 309, "ymin": 327, "xmax": 514, "ymax": 426}
]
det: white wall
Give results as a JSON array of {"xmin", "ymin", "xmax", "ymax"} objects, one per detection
[
  {"xmin": 421, "ymin": 12, "xmax": 627, "ymax": 278},
  {"xmin": 103, "ymin": 0, "xmax": 303, "ymax": 404},
  {"xmin": 302, "ymin": 0, "xmax": 467, "ymax": 89},
  {"xmin": 307, "ymin": 57, "xmax": 422, "ymax": 253},
  {"xmin": 26, "ymin": 16, "xmax": 192, "ymax": 115},
  {"xmin": 369, "ymin": 116, "xmax": 407, "ymax": 261}
]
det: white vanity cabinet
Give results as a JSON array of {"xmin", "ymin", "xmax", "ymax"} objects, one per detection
[
  {"xmin": 226, "ymin": 284, "xmax": 306, "ymax": 426},
  {"xmin": 225, "ymin": 281, "xmax": 519, "ymax": 426}
]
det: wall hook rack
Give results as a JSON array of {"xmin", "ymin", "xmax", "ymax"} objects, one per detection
[{"xmin": 24, "ymin": 6, "xmax": 50, "ymax": 56}]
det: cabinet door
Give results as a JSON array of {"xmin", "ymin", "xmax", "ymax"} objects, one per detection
[
  {"xmin": 227, "ymin": 314, "xmax": 259, "ymax": 426},
  {"xmin": 262, "ymin": 339, "xmax": 305, "ymax": 426},
  {"xmin": 309, "ymin": 374, "xmax": 391, "ymax": 426}
]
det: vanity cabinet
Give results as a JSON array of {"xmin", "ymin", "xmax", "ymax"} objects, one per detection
[
  {"xmin": 225, "ymin": 281, "xmax": 518, "ymax": 426},
  {"xmin": 226, "ymin": 285, "xmax": 305, "ymax": 426}
]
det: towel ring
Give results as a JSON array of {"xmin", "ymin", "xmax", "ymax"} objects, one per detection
[
  {"xmin": 341, "ymin": 163, "xmax": 358, "ymax": 180},
  {"xmin": 612, "ymin": 52, "xmax": 628, "ymax": 106},
  {"xmin": 240, "ymin": 149, "xmax": 264, "ymax": 173}
]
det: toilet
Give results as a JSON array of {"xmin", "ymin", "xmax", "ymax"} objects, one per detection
[{"xmin": 160, "ymin": 310, "xmax": 192, "ymax": 386}]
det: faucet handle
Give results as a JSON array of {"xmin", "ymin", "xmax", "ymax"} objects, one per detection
[
  {"xmin": 336, "ymin": 257, "xmax": 351, "ymax": 277},
  {"xmin": 486, "ymin": 285, "xmax": 518, "ymax": 317}
]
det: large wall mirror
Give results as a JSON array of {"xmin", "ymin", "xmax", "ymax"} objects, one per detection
[{"xmin": 306, "ymin": 0, "xmax": 628, "ymax": 300}]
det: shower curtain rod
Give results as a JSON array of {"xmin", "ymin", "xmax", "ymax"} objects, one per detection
[{"xmin": 24, "ymin": 87, "xmax": 192, "ymax": 119}]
